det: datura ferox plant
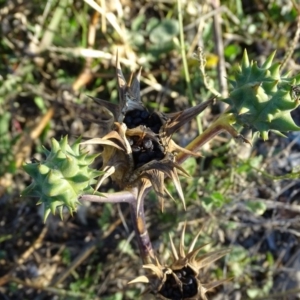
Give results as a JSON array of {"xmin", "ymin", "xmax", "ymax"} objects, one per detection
[{"xmin": 23, "ymin": 50, "xmax": 300, "ymax": 299}]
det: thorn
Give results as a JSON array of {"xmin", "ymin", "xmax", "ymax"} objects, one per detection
[{"xmin": 235, "ymin": 134, "xmax": 252, "ymax": 146}]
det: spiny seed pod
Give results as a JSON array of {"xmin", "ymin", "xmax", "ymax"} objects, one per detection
[
  {"xmin": 128, "ymin": 224, "xmax": 229, "ymax": 300},
  {"xmin": 224, "ymin": 50, "xmax": 300, "ymax": 140},
  {"xmin": 22, "ymin": 136, "xmax": 101, "ymax": 221},
  {"xmin": 82, "ymin": 54, "xmax": 214, "ymax": 211}
]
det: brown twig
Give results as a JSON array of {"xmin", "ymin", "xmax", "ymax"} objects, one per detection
[
  {"xmin": 280, "ymin": 2, "xmax": 300, "ymax": 73},
  {"xmin": 211, "ymin": 0, "xmax": 228, "ymax": 106},
  {"xmin": 42, "ymin": 209, "xmax": 128, "ymax": 287},
  {"xmin": 8, "ymin": 276, "xmax": 100, "ymax": 299},
  {"xmin": 79, "ymin": 190, "xmax": 136, "ymax": 204},
  {"xmin": 129, "ymin": 187, "xmax": 154, "ymax": 265},
  {"xmin": 0, "ymin": 226, "xmax": 47, "ymax": 286},
  {"xmin": 15, "ymin": 107, "xmax": 54, "ymax": 168},
  {"xmin": 72, "ymin": 10, "xmax": 100, "ymax": 91}
]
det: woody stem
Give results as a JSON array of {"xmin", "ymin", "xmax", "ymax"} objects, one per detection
[
  {"xmin": 128, "ymin": 186, "xmax": 154, "ymax": 264},
  {"xmin": 176, "ymin": 113, "xmax": 247, "ymax": 164},
  {"xmin": 80, "ymin": 187, "xmax": 154, "ymax": 264}
]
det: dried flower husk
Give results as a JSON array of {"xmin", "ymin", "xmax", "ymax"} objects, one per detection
[
  {"xmin": 82, "ymin": 54, "xmax": 214, "ymax": 210},
  {"xmin": 128, "ymin": 224, "xmax": 230, "ymax": 300}
]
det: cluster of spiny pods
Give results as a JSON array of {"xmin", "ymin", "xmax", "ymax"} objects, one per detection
[
  {"xmin": 23, "ymin": 55, "xmax": 225, "ymax": 299},
  {"xmin": 23, "ymin": 50, "xmax": 300, "ymax": 299}
]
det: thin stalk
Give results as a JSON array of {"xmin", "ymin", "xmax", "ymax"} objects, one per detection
[
  {"xmin": 80, "ymin": 187, "xmax": 154, "ymax": 264},
  {"xmin": 129, "ymin": 193, "xmax": 154, "ymax": 264},
  {"xmin": 39, "ymin": 0, "xmax": 69, "ymax": 52},
  {"xmin": 176, "ymin": 113, "xmax": 251, "ymax": 164},
  {"xmin": 280, "ymin": 5, "xmax": 300, "ymax": 72},
  {"xmin": 79, "ymin": 190, "xmax": 136, "ymax": 204},
  {"xmin": 177, "ymin": 0, "xmax": 202, "ymax": 133}
]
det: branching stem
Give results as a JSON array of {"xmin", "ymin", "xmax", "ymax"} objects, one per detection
[
  {"xmin": 176, "ymin": 113, "xmax": 251, "ymax": 164},
  {"xmin": 80, "ymin": 187, "xmax": 154, "ymax": 264},
  {"xmin": 79, "ymin": 190, "xmax": 136, "ymax": 204}
]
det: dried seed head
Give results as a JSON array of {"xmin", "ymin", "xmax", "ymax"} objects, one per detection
[
  {"xmin": 128, "ymin": 224, "xmax": 230, "ymax": 300},
  {"xmin": 83, "ymin": 54, "xmax": 213, "ymax": 210}
]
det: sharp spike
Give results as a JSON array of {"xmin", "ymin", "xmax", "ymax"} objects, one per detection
[
  {"xmin": 128, "ymin": 72, "xmax": 134, "ymax": 87},
  {"xmin": 169, "ymin": 234, "xmax": 179, "ymax": 260},
  {"xmin": 179, "ymin": 223, "xmax": 186, "ymax": 258},
  {"xmin": 241, "ymin": 49, "xmax": 250, "ymax": 70},
  {"xmin": 136, "ymin": 178, "xmax": 149, "ymax": 215},
  {"xmin": 195, "ymin": 248, "xmax": 230, "ymax": 269},
  {"xmin": 59, "ymin": 205, "xmax": 63, "ymax": 220},
  {"xmin": 202, "ymin": 278, "xmax": 231, "ymax": 292},
  {"xmin": 186, "ymin": 243, "xmax": 211, "ymax": 263},
  {"xmin": 129, "ymin": 67, "xmax": 142, "ymax": 102},
  {"xmin": 94, "ymin": 166, "xmax": 115, "ymax": 192},
  {"xmin": 128, "ymin": 276, "xmax": 150, "ymax": 284},
  {"xmin": 143, "ymin": 264, "xmax": 164, "ymax": 278},
  {"xmin": 43, "ymin": 207, "xmax": 51, "ymax": 223},
  {"xmin": 188, "ymin": 226, "xmax": 203, "ymax": 253},
  {"xmin": 136, "ymin": 67, "xmax": 142, "ymax": 81},
  {"xmin": 163, "ymin": 97, "xmax": 215, "ymax": 137},
  {"xmin": 261, "ymin": 130, "xmax": 269, "ymax": 141},
  {"xmin": 164, "ymin": 186, "xmax": 175, "ymax": 202},
  {"xmin": 262, "ymin": 50, "xmax": 276, "ymax": 69},
  {"xmin": 116, "ymin": 50, "xmax": 127, "ymax": 90},
  {"xmin": 170, "ymin": 169, "xmax": 186, "ymax": 210}
]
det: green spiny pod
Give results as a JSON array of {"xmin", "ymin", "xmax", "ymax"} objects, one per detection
[
  {"xmin": 224, "ymin": 50, "xmax": 300, "ymax": 140},
  {"xmin": 22, "ymin": 136, "xmax": 101, "ymax": 221}
]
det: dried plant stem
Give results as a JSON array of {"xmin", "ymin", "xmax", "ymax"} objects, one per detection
[
  {"xmin": 52, "ymin": 212, "xmax": 127, "ymax": 287},
  {"xmin": 176, "ymin": 113, "xmax": 249, "ymax": 164},
  {"xmin": 253, "ymin": 287, "xmax": 300, "ymax": 300},
  {"xmin": 84, "ymin": 0, "xmax": 126, "ymax": 43},
  {"xmin": 79, "ymin": 190, "xmax": 136, "ymax": 204},
  {"xmin": 177, "ymin": 0, "xmax": 202, "ymax": 133},
  {"xmin": 80, "ymin": 187, "xmax": 154, "ymax": 264},
  {"xmin": 280, "ymin": 5, "xmax": 300, "ymax": 72},
  {"xmin": 8, "ymin": 276, "xmax": 100, "ymax": 299},
  {"xmin": 198, "ymin": 47, "xmax": 221, "ymax": 97},
  {"xmin": 39, "ymin": 0, "xmax": 68, "ymax": 52},
  {"xmin": 129, "ymin": 194, "xmax": 154, "ymax": 264},
  {"xmin": 211, "ymin": 0, "xmax": 228, "ymax": 101}
]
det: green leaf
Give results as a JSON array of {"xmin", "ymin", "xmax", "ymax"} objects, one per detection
[
  {"xmin": 131, "ymin": 15, "xmax": 145, "ymax": 31},
  {"xmin": 181, "ymin": 157, "xmax": 197, "ymax": 176},
  {"xmin": 245, "ymin": 200, "xmax": 267, "ymax": 215},
  {"xmin": 34, "ymin": 96, "xmax": 47, "ymax": 113},
  {"xmin": 145, "ymin": 17, "xmax": 160, "ymax": 33},
  {"xmin": 149, "ymin": 19, "xmax": 179, "ymax": 44},
  {"xmin": 247, "ymin": 288, "xmax": 261, "ymax": 298},
  {"xmin": 202, "ymin": 192, "xmax": 227, "ymax": 212},
  {"xmin": 224, "ymin": 44, "xmax": 241, "ymax": 60}
]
